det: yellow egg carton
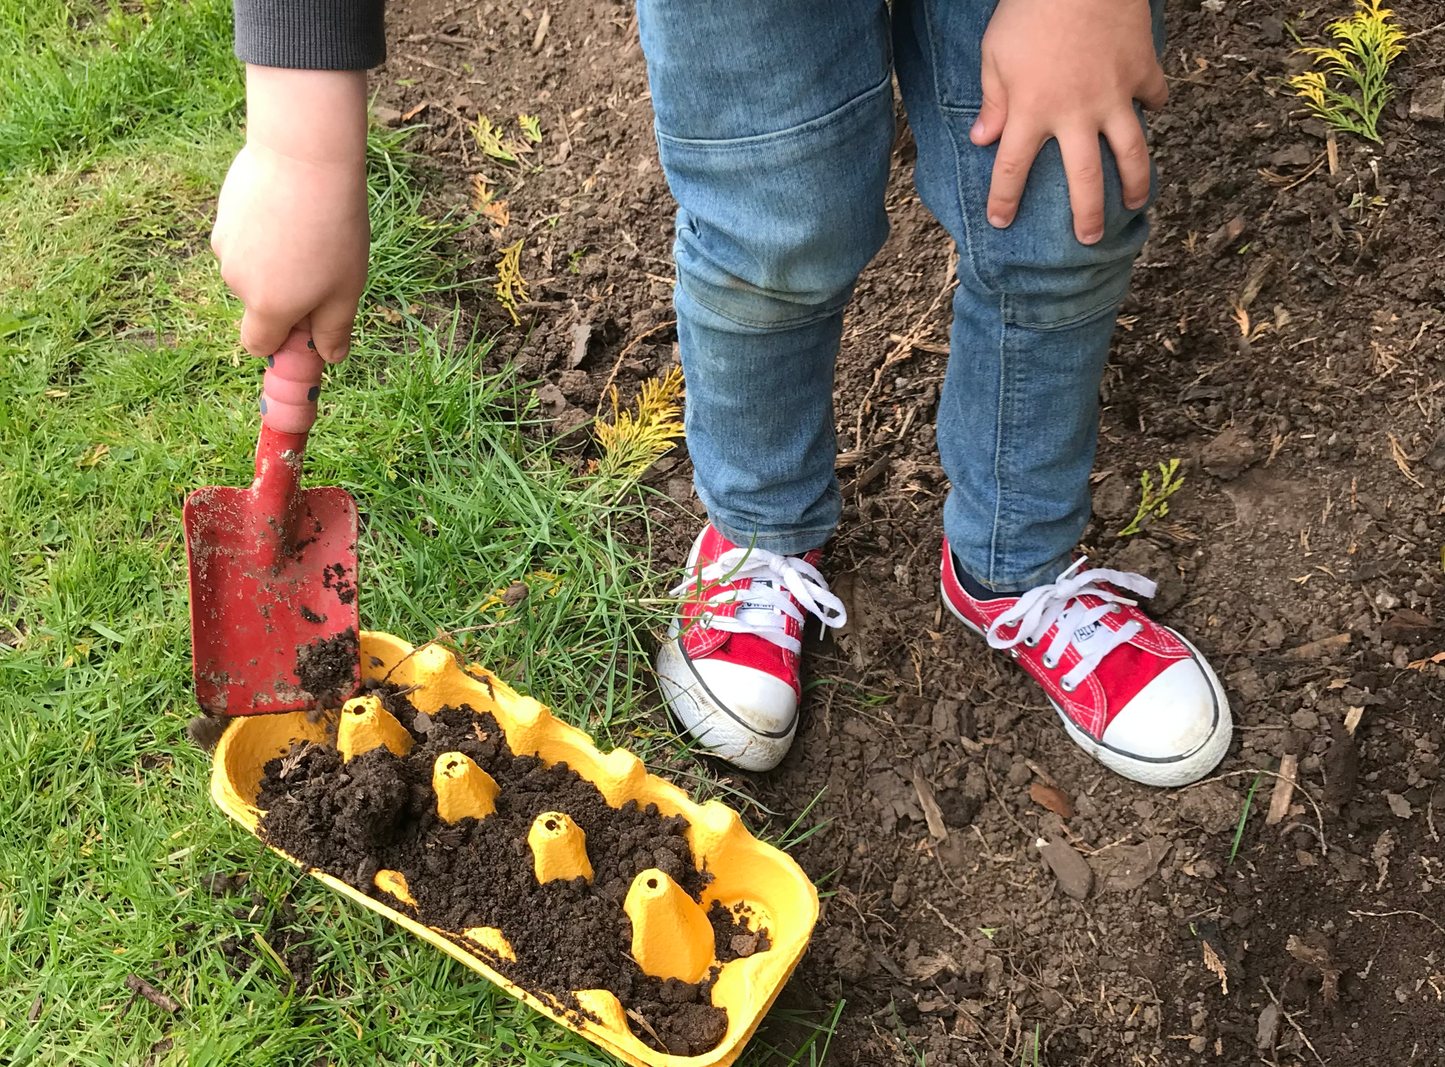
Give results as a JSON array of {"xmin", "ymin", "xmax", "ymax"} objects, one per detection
[{"xmin": 210, "ymin": 631, "xmax": 820, "ymax": 1067}]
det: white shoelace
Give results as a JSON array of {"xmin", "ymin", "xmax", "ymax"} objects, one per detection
[
  {"xmin": 669, "ymin": 546, "xmax": 848, "ymax": 655},
  {"xmin": 984, "ymin": 559, "xmax": 1157, "ymax": 692}
]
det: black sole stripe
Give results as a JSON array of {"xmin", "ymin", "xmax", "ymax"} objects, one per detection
[{"xmin": 675, "ymin": 642, "xmax": 798, "ymax": 741}]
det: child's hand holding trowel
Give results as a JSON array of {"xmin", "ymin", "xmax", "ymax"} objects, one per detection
[{"xmin": 211, "ymin": 65, "xmax": 370, "ymax": 366}]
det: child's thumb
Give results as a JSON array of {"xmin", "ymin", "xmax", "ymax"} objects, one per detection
[{"xmin": 309, "ymin": 301, "xmax": 357, "ymax": 365}]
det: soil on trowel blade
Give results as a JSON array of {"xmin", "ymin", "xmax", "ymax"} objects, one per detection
[
  {"xmin": 292, "ymin": 626, "xmax": 359, "ymax": 706},
  {"xmin": 256, "ymin": 700, "xmax": 748, "ymax": 1056}
]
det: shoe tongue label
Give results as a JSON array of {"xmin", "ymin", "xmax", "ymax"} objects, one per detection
[
  {"xmin": 736, "ymin": 577, "xmax": 780, "ymax": 626},
  {"xmin": 1071, "ymin": 622, "xmax": 1104, "ymax": 646}
]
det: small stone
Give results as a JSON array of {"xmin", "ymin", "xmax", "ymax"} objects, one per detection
[
  {"xmin": 1007, "ymin": 761, "xmax": 1033, "ymax": 787},
  {"xmin": 1189, "ymin": 1036, "xmax": 1208, "ymax": 1054},
  {"xmin": 1259, "ymin": 15, "xmax": 1284, "ymax": 43},
  {"xmin": 729, "ymin": 932, "xmax": 760, "ymax": 958},
  {"xmin": 556, "ymin": 369, "xmax": 597, "ymax": 407},
  {"xmin": 1089, "ymin": 836, "xmax": 1171, "ymax": 893},
  {"xmin": 371, "ymin": 105, "xmax": 403, "ymax": 127},
  {"xmin": 931, "ymin": 699, "xmax": 961, "ymax": 741},
  {"xmin": 1037, "ymin": 837, "xmax": 1094, "ymax": 900},
  {"xmin": 1200, "ymin": 0, "xmax": 1225, "ymax": 11},
  {"xmin": 1290, "ymin": 709, "xmax": 1320, "ymax": 731},
  {"xmin": 1409, "ymin": 78, "xmax": 1445, "ymax": 123},
  {"xmin": 1426, "ymin": 425, "xmax": 1445, "ymax": 472},
  {"xmin": 1202, "ymin": 425, "xmax": 1259, "ymax": 481},
  {"xmin": 1186, "ymin": 858, "xmax": 1219, "ymax": 880},
  {"xmin": 534, "ymin": 382, "xmax": 567, "ymax": 417},
  {"xmin": 891, "ymin": 876, "xmax": 912, "ymax": 909},
  {"xmin": 1178, "ymin": 782, "xmax": 1244, "ymax": 833},
  {"xmin": 1268, "ymin": 143, "xmax": 1312, "ymax": 168},
  {"xmin": 1256, "ymin": 1003, "xmax": 1281, "ymax": 1050},
  {"xmin": 1386, "ymin": 792, "xmax": 1413, "ymax": 819}
]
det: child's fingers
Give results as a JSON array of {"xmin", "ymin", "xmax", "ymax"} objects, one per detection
[
  {"xmin": 985, "ymin": 122, "xmax": 1045, "ymax": 230},
  {"xmin": 239, "ymin": 306, "xmax": 297, "ymax": 363},
  {"xmin": 970, "ymin": 75, "xmax": 1008, "ymax": 147},
  {"xmin": 1105, "ymin": 114, "xmax": 1152, "ymax": 212},
  {"xmin": 1136, "ymin": 61, "xmax": 1169, "ymax": 111},
  {"xmin": 1058, "ymin": 131, "xmax": 1106, "ymax": 245},
  {"xmin": 310, "ymin": 298, "xmax": 357, "ymax": 365}
]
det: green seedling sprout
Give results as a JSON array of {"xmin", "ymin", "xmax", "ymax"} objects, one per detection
[
  {"xmin": 1118, "ymin": 458, "xmax": 1185, "ymax": 537},
  {"xmin": 1289, "ymin": 0, "xmax": 1405, "ymax": 143}
]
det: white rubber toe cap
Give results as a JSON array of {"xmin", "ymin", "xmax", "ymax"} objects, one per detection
[
  {"xmin": 1058, "ymin": 641, "xmax": 1232, "ymax": 787},
  {"xmin": 655, "ymin": 640, "xmax": 797, "ymax": 772}
]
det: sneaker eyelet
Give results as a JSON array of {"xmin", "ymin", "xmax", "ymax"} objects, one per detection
[
  {"xmin": 1008, "ymin": 649, "xmax": 1019, "ymax": 659},
  {"xmin": 1061, "ymin": 678, "xmax": 1076, "ymax": 692},
  {"xmin": 1111, "ymin": 604, "xmax": 1123, "ymax": 615},
  {"xmin": 1023, "ymin": 636, "xmax": 1039, "ymax": 648},
  {"xmin": 1041, "ymin": 654, "xmax": 1058, "ymax": 670}
]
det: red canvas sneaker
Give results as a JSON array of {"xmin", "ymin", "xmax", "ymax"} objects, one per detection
[
  {"xmin": 940, "ymin": 541, "xmax": 1231, "ymax": 786},
  {"xmin": 655, "ymin": 526, "xmax": 847, "ymax": 771}
]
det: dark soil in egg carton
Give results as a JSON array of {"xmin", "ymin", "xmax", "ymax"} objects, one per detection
[{"xmin": 255, "ymin": 688, "xmax": 770, "ymax": 1056}]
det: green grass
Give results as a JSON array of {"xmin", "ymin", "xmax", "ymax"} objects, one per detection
[
  {"xmin": 0, "ymin": 0, "xmax": 243, "ymax": 173},
  {"xmin": 0, "ymin": 6, "xmax": 839, "ymax": 1065}
]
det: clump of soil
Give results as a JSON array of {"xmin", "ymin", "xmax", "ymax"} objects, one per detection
[
  {"xmin": 293, "ymin": 626, "xmax": 359, "ymax": 705},
  {"xmin": 709, "ymin": 900, "xmax": 773, "ymax": 963},
  {"xmin": 256, "ymin": 701, "xmax": 751, "ymax": 1055}
]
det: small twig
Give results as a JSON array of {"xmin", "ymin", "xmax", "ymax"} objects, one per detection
[
  {"xmin": 381, "ymin": 629, "xmax": 473, "ymax": 683},
  {"xmin": 1174, "ymin": 769, "xmax": 1328, "ymax": 855},
  {"xmin": 626, "ymin": 1007, "xmax": 666, "ymax": 1048},
  {"xmin": 1261, "ymin": 978, "xmax": 1325, "ymax": 1067},
  {"xmin": 593, "ymin": 320, "xmax": 677, "ymax": 417},
  {"xmin": 1348, "ymin": 908, "xmax": 1445, "ymax": 939},
  {"xmin": 531, "ymin": 8, "xmax": 551, "ymax": 52},
  {"xmin": 923, "ymin": 899, "xmax": 972, "ymax": 942},
  {"xmin": 399, "ymin": 52, "xmax": 462, "ymax": 77},
  {"xmin": 122, "ymin": 974, "xmax": 180, "ymax": 1015}
]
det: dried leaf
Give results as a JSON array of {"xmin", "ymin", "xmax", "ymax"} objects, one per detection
[
  {"xmin": 1202, "ymin": 939, "xmax": 1229, "ymax": 995},
  {"xmin": 1388, "ymin": 432, "xmax": 1425, "ymax": 489},
  {"xmin": 494, "ymin": 239, "xmax": 528, "ymax": 325},
  {"xmin": 480, "ymin": 198, "xmax": 510, "ymax": 228},
  {"xmin": 568, "ymin": 320, "xmax": 594, "ymax": 369},
  {"xmin": 470, "ymin": 174, "xmax": 493, "ymax": 212},
  {"xmin": 1265, "ymin": 753, "xmax": 1298, "ymax": 826},
  {"xmin": 911, "ymin": 765, "xmax": 949, "ymax": 841},
  {"xmin": 1028, "ymin": 782, "xmax": 1074, "ymax": 818},
  {"xmin": 1286, "ymin": 935, "xmax": 1340, "ymax": 1003}
]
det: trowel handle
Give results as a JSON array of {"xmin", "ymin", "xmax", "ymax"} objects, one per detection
[{"xmin": 260, "ymin": 329, "xmax": 326, "ymax": 435}]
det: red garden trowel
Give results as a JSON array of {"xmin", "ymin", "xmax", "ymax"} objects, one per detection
[{"xmin": 183, "ymin": 329, "xmax": 360, "ymax": 715}]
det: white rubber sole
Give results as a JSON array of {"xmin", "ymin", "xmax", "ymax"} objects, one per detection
[
  {"xmin": 942, "ymin": 584, "xmax": 1233, "ymax": 788},
  {"xmin": 655, "ymin": 638, "xmax": 796, "ymax": 773}
]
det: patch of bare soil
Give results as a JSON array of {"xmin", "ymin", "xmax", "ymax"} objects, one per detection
[{"xmin": 372, "ymin": 0, "xmax": 1445, "ymax": 1062}]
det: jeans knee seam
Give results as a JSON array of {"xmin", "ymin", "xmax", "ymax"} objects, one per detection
[
  {"xmin": 654, "ymin": 71, "xmax": 893, "ymax": 150},
  {"xmin": 676, "ymin": 273, "xmax": 852, "ymax": 332}
]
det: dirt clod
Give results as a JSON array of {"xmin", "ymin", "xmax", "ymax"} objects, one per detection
[{"xmin": 293, "ymin": 626, "xmax": 359, "ymax": 705}]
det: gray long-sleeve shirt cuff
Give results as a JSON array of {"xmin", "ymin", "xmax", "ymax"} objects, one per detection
[{"xmin": 234, "ymin": 0, "xmax": 386, "ymax": 70}]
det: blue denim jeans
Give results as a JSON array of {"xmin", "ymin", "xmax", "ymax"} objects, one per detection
[{"xmin": 637, "ymin": 0, "xmax": 1165, "ymax": 592}]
